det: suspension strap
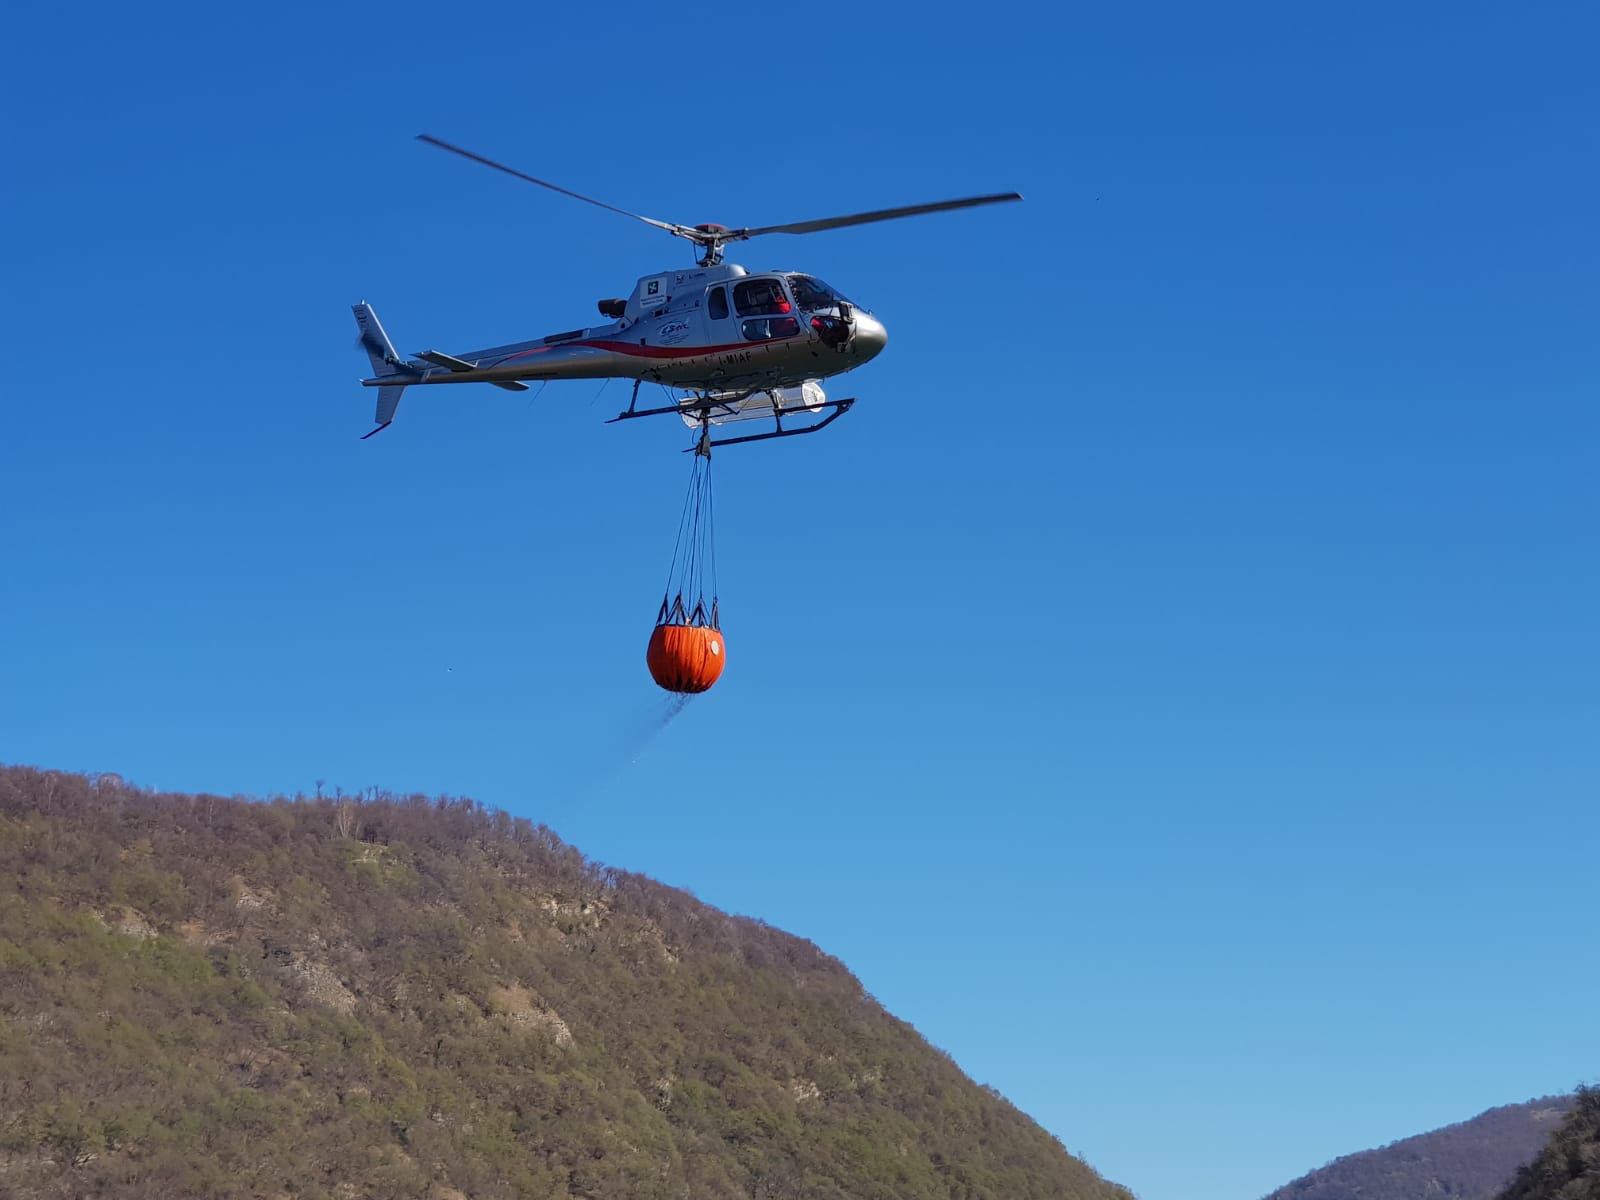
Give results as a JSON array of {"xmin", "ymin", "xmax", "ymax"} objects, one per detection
[{"xmin": 656, "ymin": 448, "xmax": 718, "ymax": 627}]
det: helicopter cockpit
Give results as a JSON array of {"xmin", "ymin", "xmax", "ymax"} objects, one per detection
[
  {"xmin": 785, "ymin": 274, "xmax": 851, "ymax": 312},
  {"xmin": 786, "ymin": 274, "xmax": 857, "ymax": 351},
  {"xmin": 722, "ymin": 274, "xmax": 859, "ymax": 343}
]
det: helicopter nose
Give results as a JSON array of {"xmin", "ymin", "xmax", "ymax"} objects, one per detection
[{"xmin": 853, "ymin": 312, "xmax": 888, "ymax": 360}]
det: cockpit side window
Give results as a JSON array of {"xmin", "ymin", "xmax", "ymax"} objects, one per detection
[
  {"xmin": 733, "ymin": 277, "xmax": 792, "ymax": 317},
  {"xmin": 708, "ymin": 286, "xmax": 729, "ymax": 320}
]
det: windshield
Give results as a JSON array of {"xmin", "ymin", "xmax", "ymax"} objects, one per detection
[{"xmin": 787, "ymin": 275, "xmax": 849, "ymax": 311}]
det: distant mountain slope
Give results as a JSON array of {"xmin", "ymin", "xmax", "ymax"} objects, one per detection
[
  {"xmin": 1260, "ymin": 1096, "xmax": 1578, "ymax": 1200},
  {"xmin": 1496, "ymin": 1085, "xmax": 1600, "ymax": 1200},
  {"xmin": 0, "ymin": 765, "xmax": 1131, "ymax": 1200}
]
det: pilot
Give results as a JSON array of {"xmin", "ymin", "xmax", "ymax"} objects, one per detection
[{"xmin": 753, "ymin": 279, "xmax": 789, "ymax": 314}]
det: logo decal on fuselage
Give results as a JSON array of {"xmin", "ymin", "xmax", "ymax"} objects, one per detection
[{"xmin": 657, "ymin": 320, "xmax": 692, "ymax": 345}]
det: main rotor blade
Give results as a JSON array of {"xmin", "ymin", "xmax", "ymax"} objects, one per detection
[
  {"xmin": 417, "ymin": 134, "xmax": 687, "ymax": 237},
  {"xmin": 733, "ymin": 192, "xmax": 1024, "ymax": 240}
]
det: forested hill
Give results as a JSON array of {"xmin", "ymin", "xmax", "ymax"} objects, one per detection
[
  {"xmin": 1260, "ymin": 1095, "xmax": 1579, "ymax": 1200},
  {"xmin": 1497, "ymin": 1086, "xmax": 1600, "ymax": 1200},
  {"xmin": 0, "ymin": 765, "xmax": 1130, "ymax": 1200}
]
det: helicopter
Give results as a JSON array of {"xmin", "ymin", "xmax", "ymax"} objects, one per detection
[{"xmin": 353, "ymin": 135, "xmax": 1022, "ymax": 448}]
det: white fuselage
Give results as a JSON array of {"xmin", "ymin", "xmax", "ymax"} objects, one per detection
[{"xmin": 364, "ymin": 265, "xmax": 887, "ymax": 396}]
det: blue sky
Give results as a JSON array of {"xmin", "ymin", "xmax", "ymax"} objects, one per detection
[{"xmin": 3, "ymin": 3, "xmax": 1596, "ymax": 1198}]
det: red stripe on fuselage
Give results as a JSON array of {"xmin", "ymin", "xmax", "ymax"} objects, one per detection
[{"xmin": 498, "ymin": 337, "xmax": 795, "ymax": 365}]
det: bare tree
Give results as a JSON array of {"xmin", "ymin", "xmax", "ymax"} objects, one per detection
[{"xmin": 336, "ymin": 795, "xmax": 358, "ymax": 840}]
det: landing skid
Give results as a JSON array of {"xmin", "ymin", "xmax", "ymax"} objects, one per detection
[
  {"xmin": 606, "ymin": 386, "xmax": 855, "ymax": 450},
  {"xmin": 684, "ymin": 400, "xmax": 853, "ymax": 450}
]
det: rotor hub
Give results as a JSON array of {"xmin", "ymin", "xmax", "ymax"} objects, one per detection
[{"xmin": 692, "ymin": 224, "xmax": 731, "ymax": 265}]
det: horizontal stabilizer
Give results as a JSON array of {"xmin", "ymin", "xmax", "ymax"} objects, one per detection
[
  {"xmin": 416, "ymin": 349, "xmax": 478, "ymax": 371},
  {"xmin": 417, "ymin": 349, "xmax": 529, "ymax": 392}
]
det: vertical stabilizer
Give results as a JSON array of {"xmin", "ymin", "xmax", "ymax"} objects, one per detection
[
  {"xmin": 354, "ymin": 301, "xmax": 406, "ymax": 378},
  {"xmin": 374, "ymin": 385, "xmax": 405, "ymax": 425},
  {"xmin": 353, "ymin": 302, "xmax": 414, "ymax": 435}
]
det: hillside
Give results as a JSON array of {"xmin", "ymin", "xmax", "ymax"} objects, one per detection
[
  {"xmin": 1496, "ymin": 1085, "xmax": 1600, "ymax": 1200},
  {"xmin": 1260, "ymin": 1095, "xmax": 1579, "ymax": 1200},
  {"xmin": 0, "ymin": 765, "xmax": 1130, "ymax": 1200}
]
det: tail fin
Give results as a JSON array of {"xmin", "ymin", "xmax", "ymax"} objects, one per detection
[
  {"xmin": 354, "ymin": 301, "xmax": 406, "ymax": 377},
  {"xmin": 353, "ymin": 301, "xmax": 413, "ymax": 435}
]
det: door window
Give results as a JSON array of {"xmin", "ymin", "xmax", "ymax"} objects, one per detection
[
  {"xmin": 741, "ymin": 316, "xmax": 801, "ymax": 341},
  {"xmin": 733, "ymin": 277, "xmax": 792, "ymax": 317}
]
